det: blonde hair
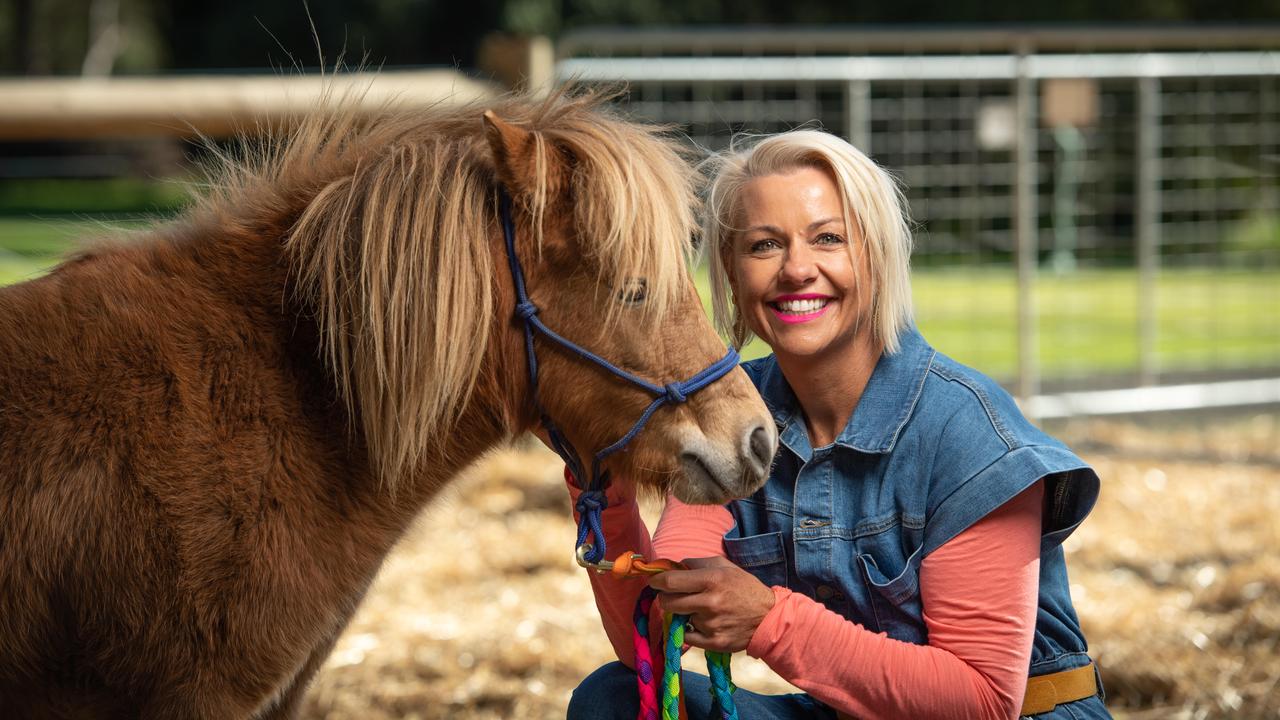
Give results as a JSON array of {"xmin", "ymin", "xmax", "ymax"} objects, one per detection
[{"xmin": 702, "ymin": 130, "xmax": 914, "ymax": 354}]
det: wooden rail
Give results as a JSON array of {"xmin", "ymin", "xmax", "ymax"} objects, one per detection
[{"xmin": 0, "ymin": 70, "xmax": 496, "ymax": 140}]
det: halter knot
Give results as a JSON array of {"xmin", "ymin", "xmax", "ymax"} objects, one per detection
[
  {"xmin": 574, "ymin": 489, "xmax": 608, "ymax": 515},
  {"xmin": 515, "ymin": 301, "xmax": 539, "ymax": 320},
  {"xmin": 663, "ymin": 383, "xmax": 687, "ymax": 404},
  {"xmin": 575, "ymin": 488, "xmax": 610, "ymax": 564}
]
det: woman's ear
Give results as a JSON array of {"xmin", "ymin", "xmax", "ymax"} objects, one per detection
[
  {"xmin": 719, "ymin": 240, "xmax": 738, "ymax": 292},
  {"xmin": 718, "ymin": 238, "xmax": 752, "ymax": 347}
]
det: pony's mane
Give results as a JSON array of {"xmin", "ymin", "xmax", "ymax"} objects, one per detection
[{"xmin": 191, "ymin": 90, "xmax": 699, "ymax": 487}]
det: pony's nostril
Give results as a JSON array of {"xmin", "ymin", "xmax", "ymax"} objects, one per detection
[{"xmin": 749, "ymin": 425, "xmax": 774, "ymax": 471}]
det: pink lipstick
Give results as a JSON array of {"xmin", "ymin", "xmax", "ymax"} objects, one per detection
[{"xmin": 768, "ymin": 294, "xmax": 833, "ymax": 324}]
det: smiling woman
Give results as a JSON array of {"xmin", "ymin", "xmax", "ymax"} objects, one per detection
[
  {"xmin": 705, "ymin": 131, "xmax": 913, "ymax": 360},
  {"xmin": 565, "ymin": 130, "xmax": 1110, "ymax": 720},
  {"xmin": 728, "ymin": 168, "xmax": 875, "ymax": 398}
]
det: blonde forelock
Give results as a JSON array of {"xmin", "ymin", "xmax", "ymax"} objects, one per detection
[{"xmin": 194, "ymin": 89, "xmax": 698, "ymax": 488}]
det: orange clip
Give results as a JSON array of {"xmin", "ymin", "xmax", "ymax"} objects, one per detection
[{"xmin": 609, "ymin": 552, "xmax": 685, "ymax": 578}]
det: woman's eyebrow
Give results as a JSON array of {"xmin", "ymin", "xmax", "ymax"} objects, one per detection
[
  {"xmin": 808, "ymin": 217, "xmax": 842, "ymax": 231},
  {"xmin": 744, "ymin": 218, "xmax": 842, "ymax": 235}
]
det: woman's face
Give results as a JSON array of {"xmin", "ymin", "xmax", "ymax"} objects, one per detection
[{"xmin": 727, "ymin": 166, "xmax": 873, "ymax": 362}]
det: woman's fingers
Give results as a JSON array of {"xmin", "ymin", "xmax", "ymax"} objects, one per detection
[
  {"xmin": 649, "ymin": 571, "xmax": 741, "ymax": 619},
  {"xmin": 681, "ymin": 627, "xmax": 712, "ymax": 649},
  {"xmin": 680, "ymin": 624, "xmax": 743, "ymax": 654},
  {"xmin": 655, "ymin": 589, "xmax": 704, "ymax": 617},
  {"xmin": 648, "ymin": 567, "xmax": 719, "ymax": 593},
  {"xmin": 647, "ymin": 563, "xmax": 776, "ymax": 655}
]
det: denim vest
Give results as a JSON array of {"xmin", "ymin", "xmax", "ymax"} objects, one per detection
[{"xmin": 726, "ymin": 328, "xmax": 1103, "ymax": 714}]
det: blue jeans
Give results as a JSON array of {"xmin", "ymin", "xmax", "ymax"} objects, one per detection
[{"xmin": 567, "ymin": 661, "xmax": 837, "ymax": 720}]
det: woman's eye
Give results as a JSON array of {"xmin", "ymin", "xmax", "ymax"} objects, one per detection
[
  {"xmin": 748, "ymin": 239, "xmax": 780, "ymax": 253},
  {"xmin": 815, "ymin": 232, "xmax": 845, "ymax": 245},
  {"xmin": 617, "ymin": 278, "xmax": 647, "ymax": 305}
]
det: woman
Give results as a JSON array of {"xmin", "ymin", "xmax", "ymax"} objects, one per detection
[{"xmin": 564, "ymin": 130, "xmax": 1108, "ymax": 719}]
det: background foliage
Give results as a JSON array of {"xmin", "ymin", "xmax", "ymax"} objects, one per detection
[{"xmin": 5, "ymin": 0, "xmax": 1280, "ymax": 76}]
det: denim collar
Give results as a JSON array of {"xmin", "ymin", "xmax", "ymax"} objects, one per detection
[{"xmin": 758, "ymin": 326, "xmax": 935, "ymax": 458}]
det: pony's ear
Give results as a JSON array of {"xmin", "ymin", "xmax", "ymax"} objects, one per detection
[{"xmin": 483, "ymin": 110, "xmax": 541, "ymax": 197}]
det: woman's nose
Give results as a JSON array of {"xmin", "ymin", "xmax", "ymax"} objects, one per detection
[{"xmin": 779, "ymin": 243, "xmax": 817, "ymax": 285}]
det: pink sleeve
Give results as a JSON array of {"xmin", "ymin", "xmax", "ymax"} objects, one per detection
[
  {"xmin": 746, "ymin": 480, "xmax": 1044, "ymax": 720},
  {"xmin": 568, "ymin": 474, "xmax": 732, "ymax": 668},
  {"xmin": 652, "ymin": 495, "xmax": 734, "ymax": 562}
]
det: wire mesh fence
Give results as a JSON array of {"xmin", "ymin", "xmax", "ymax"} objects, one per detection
[{"xmin": 558, "ymin": 35, "xmax": 1280, "ymax": 413}]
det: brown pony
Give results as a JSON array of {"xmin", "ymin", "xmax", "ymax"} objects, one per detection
[{"xmin": 0, "ymin": 92, "xmax": 775, "ymax": 718}]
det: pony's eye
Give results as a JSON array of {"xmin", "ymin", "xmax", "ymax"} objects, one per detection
[{"xmin": 617, "ymin": 278, "xmax": 648, "ymax": 305}]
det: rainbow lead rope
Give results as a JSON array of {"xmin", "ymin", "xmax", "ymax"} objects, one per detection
[
  {"xmin": 704, "ymin": 649, "xmax": 738, "ymax": 720},
  {"xmin": 633, "ymin": 582, "xmax": 739, "ymax": 720},
  {"xmin": 582, "ymin": 549, "xmax": 740, "ymax": 720},
  {"xmin": 632, "ymin": 588, "xmax": 662, "ymax": 720}
]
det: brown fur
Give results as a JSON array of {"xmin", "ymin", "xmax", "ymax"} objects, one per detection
[{"xmin": 0, "ymin": 92, "xmax": 767, "ymax": 718}]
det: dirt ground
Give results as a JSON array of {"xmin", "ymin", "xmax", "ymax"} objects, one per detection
[{"xmin": 300, "ymin": 414, "xmax": 1280, "ymax": 720}]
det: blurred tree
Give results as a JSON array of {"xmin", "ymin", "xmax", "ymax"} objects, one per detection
[
  {"xmin": 3, "ymin": 0, "xmax": 1280, "ymax": 75},
  {"xmin": 82, "ymin": 0, "xmax": 121, "ymax": 76},
  {"xmin": 504, "ymin": 0, "xmax": 563, "ymax": 35},
  {"xmin": 548, "ymin": 0, "xmax": 1280, "ymax": 28},
  {"xmin": 156, "ymin": 0, "xmax": 506, "ymax": 71},
  {"xmin": 0, "ymin": 0, "xmax": 163, "ymax": 74}
]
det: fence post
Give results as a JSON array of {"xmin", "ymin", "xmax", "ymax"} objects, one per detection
[
  {"xmin": 846, "ymin": 79, "xmax": 871, "ymax": 152},
  {"xmin": 1136, "ymin": 76, "xmax": 1162, "ymax": 386},
  {"xmin": 1015, "ymin": 53, "xmax": 1040, "ymax": 413}
]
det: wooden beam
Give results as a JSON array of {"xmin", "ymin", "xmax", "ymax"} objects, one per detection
[{"xmin": 0, "ymin": 70, "xmax": 497, "ymax": 140}]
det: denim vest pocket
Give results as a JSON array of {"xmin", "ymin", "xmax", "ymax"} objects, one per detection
[
  {"xmin": 856, "ymin": 545, "xmax": 927, "ymax": 644},
  {"xmin": 724, "ymin": 531, "xmax": 789, "ymax": 588}
]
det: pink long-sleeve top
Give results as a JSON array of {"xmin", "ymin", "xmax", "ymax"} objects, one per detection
[{"xmin": 570, "ymin": 474, "xmax": 1044, "ymax": 720}]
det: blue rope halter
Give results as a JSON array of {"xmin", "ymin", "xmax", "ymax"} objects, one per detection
[{"xmin": 498, "ymin": 190, "xmax": 740, "ymax": 564}]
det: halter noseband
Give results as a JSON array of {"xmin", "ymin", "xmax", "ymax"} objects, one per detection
[{"xmin": 498, "ymin": 190, "xmax": 740, "ymax": 565}]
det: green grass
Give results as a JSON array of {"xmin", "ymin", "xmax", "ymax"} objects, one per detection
[
  {"xmin": 3, "ymin": 214, "xmax": 1278, "ymax": 381},
  {"xmin": 0, "ymin": 178, "xmax": 189, "ymax": 215},
  {"xmin": 910, "ymin": 267, "xmax": 1280, "ymax": 378},
  {"xmin": 686, "ymin": 262, "xmax": 1280, "ymax": 380},
  {"xmin": 0, "ymin": 178, "xmax": 189, "ymax": 285},
  {"xmin": 0, "ymin": 217, "xmax": 158, "ymax": 286}
]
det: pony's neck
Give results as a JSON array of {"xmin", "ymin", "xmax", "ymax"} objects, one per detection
[
  {"xmin": 172, "ymin": 195, "xmax": 535, "ymax": 528},
  {"xmin": 170, "ymin": 208, "xmax": 514, "ymax": 509}
]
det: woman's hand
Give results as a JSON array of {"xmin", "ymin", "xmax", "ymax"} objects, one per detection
[{"xmin": 649, "ymin": 556, "xmax": 776, "ymax": 653}]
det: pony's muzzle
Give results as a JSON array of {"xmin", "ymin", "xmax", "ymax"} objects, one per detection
[{"xmin": 673, "ymin": 418, "xmax": 776, "ymax": 504}]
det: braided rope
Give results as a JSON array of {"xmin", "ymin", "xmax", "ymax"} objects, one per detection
[
  {"xmin": 662, "ymin": 614, "xmax": 687, "ymax": 720},
  {"xmin": 705, "ymin": 651, "xmax": 738, "ymax": 720},
  {"xmin": 633, "ymin": 582, "xmax": 739, "ymax": 720},
  {"xmin": 634, "ymin": 588, "xmax": 661, "ymax": 720}
]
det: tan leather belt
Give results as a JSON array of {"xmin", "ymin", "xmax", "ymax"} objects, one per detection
[{"xmin": 1021, "ymin": 662, "xmax": 1098, "ymax": 716}]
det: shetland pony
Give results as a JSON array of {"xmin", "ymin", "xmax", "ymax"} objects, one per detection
[{"xmin": 0, "ymin": 92, "xmax": 774, "ymax": 718}]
